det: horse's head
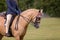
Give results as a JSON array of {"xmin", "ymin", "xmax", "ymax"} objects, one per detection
[{"xmin": 32, "ymin": 9, "xmax": 43, "ymax": 28}]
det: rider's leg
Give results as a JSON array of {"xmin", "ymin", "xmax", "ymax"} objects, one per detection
[{"xmin": 6, "ymin": 14, "xmax": 12, "ymax": 36}]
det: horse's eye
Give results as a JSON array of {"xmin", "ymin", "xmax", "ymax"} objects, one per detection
[{"xmin": 36, "ymin": 17, "xmax": 40, "ymax": 20}]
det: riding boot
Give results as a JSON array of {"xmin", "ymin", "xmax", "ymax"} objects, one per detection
[
  {"xmin": 5, "ymin": 24, "xmax": 10, "ymax": 37},
  {"xmin": 6, "ymin": 33, "xmax": 10, "ymax": 37}
]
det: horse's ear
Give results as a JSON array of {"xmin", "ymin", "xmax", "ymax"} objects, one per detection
[
  {"xmin": 38, "ymin": 9, "xmax": 43, "ymax": 16},
  {"xmin": 39, "ymin": 9, "xmax": 43, "ymax": 13}
]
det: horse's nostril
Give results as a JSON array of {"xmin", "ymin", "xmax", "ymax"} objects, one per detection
[{"xmin": 34, "ymin": 23, "xmax": 39, "ymax": 29}]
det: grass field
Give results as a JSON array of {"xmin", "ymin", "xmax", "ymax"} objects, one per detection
[{"xmin": 2, "ymin": 18, "xmax": 60, "ymax": 40}]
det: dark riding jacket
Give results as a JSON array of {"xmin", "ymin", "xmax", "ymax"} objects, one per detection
[{"xmin": 6, "ymin": 0, "xmax": 21, "ymax": 15}]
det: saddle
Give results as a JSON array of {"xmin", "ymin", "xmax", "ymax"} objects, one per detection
[{"xmin": 0, "ymin": 11, "xmax": 6, "ymax": 19}]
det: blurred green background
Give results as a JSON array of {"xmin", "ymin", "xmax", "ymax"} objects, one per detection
[
  {"xmin": 0, "ymin": 0, "xmax": 60, "ymax": 17},
  {"xmin": 2, "ymin": 18, "xmax": 60, "ymax": 40}
]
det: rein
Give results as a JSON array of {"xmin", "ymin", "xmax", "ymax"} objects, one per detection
[
  {"xmin": 20, "ymin": 15, "xmax": 30, "ymax": 22},
  {"xmin": 15, "ymin": 15, "xmax": 31, "ymax": 30},
  {"xmin": 15, "ymin": 15, "xmax": 20, "ymax": 30}
]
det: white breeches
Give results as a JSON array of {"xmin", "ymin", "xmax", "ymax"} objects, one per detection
[{"xmin": 6, "ymin": 14, "xmax": 12, "ymax": 33}]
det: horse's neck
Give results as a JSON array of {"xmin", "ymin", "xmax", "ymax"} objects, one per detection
[
  {"xmin": 21, "ymin": 10, "xmax": 38, "ymax": 21},
  {"xmin": 21, "ymin": 12, "xmax": 32, "ymax": 21}
]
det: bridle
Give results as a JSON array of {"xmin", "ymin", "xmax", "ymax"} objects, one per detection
[
  {"xmin": 34, "ymin": 16, "xmax": 41, "ymax": 23},
  {"xmin": 32, "ymin": 11, "xmax": 41, "ymax": 24}
]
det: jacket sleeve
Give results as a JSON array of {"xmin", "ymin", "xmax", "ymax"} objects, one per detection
[{"xmin": 16, "ymin": 5, "xmax": 21, "ymax": 14}]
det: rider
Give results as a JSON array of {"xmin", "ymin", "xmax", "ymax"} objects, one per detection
[{"xmin": 5, "ymin": 0, "xmax": 21, "ymax": 36}]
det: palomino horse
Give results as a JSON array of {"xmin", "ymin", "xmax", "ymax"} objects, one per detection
[{"xmin": 0, "ymin": 9, "xmax": 43, "ymax": 40}]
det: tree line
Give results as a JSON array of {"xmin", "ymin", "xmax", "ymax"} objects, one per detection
[{"xmin": 0, "ymin": 0, "xmax": 60, "ymax": 17}]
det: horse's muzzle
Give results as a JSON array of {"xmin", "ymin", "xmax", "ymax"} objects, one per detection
[{"xmin": 34, "ymin": 23, "xmax": 39, "ymax": 29}]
